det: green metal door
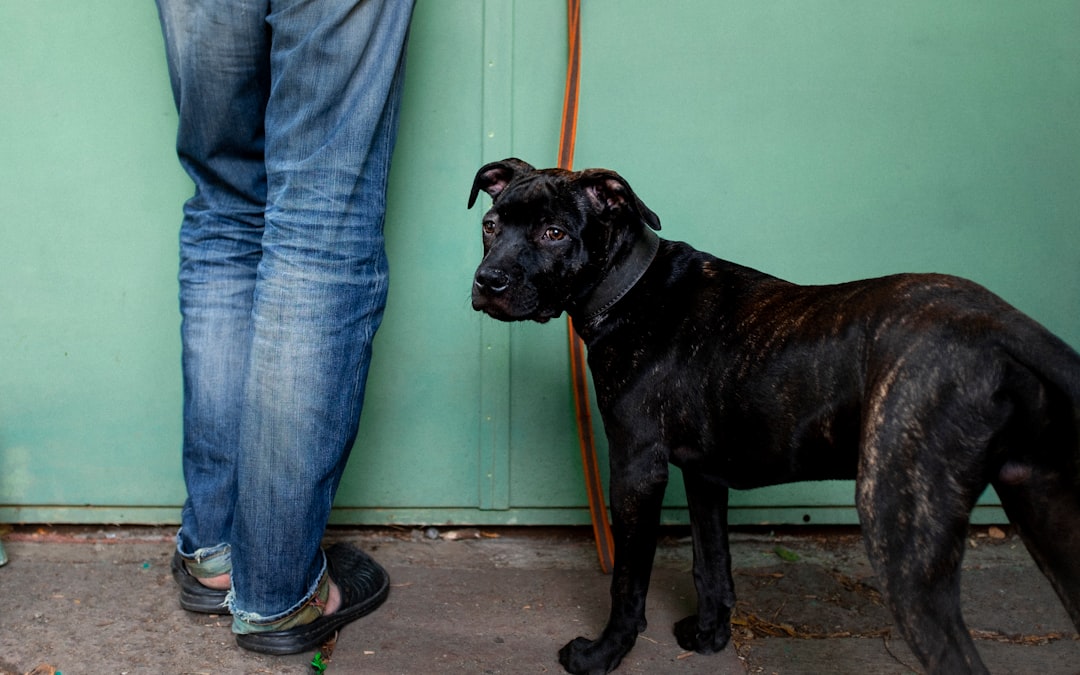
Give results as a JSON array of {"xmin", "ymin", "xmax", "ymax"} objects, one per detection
[{"xmin": 2, "ymin": 1, "xmax": 1078, "ymax": 526}]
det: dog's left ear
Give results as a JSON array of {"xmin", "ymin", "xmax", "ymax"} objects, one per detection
[
  {"xmin": 577, "ymin": 169, "xmax": 662, "ymax": 231},
  {"xmin": 468, "ymin": 158, "xmax": 536, "ymax": 208}
]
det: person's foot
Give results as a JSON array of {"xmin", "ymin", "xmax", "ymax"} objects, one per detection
[
  {"xmin": 234, "ymin": 542, "xmax": 389, "ymax": 655},
  {"xmin": 200, "ymin": 573, "xmax": 231, "ymax": 590},
  {"xmin": 171, "ymin": 551, "xmax": 231, "ymax": 614},
  {"xmin": 323, "ymin": 577, "xmax": 342, "ymax": 615}
]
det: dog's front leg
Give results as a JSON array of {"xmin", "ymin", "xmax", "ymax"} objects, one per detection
[
  {"xmin": 674, "ymin": 472, "xmax": 734, "ymax": 653},
  {"xmin": 558, "ymin": 449, "xmax": 668, "ymax": 675}
]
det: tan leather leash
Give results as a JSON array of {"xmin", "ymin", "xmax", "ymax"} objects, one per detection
[{"xmin": 559, "ymin": 0, "xmax": 616, "ymax": 574}]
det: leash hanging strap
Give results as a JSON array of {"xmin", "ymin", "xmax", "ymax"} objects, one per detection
[
  {"xmin": 558, "ymin": 0, "xmax": 581, "ymax": 170},
  {"xmin": 559, "ymin": 0, "xmax": 616, "ymax": 575}
]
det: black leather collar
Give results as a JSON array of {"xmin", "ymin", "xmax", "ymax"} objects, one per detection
[{"xmin": 576, "ymin": 228, "xmax": 660, "ymax": 321}]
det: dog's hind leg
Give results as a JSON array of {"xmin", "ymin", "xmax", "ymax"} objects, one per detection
[
  {"xmin": 673, "ymin": 472, "xmax": 734, "ymax": 654},
  {"xmin": 995, "ymin": 464, "xmax": 1080, "ymax": 630},
  {"xmin": 992, "ymin": 353, "xmax": 1080, "ymax": 631},
  {"xmin": 856, "ymin": 387, "xmax": 992, "ymax": 674},
  {"xmin": 857, "ymin": 466, "xmax": 988, "ymax": 675}
]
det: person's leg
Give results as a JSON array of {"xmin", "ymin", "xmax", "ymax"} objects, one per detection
[
  {"xmin": 227, "ymin": 0, "xmax": 415, "ymax": 633},
  {"xmin": 155, "ymin": 0, "xmax": 271, "ymax": 591}
]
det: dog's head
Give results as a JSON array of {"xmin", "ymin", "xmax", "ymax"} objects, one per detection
[{"xmin": 467, "ymin": 158, "xmax": 661, "ymax": 323}]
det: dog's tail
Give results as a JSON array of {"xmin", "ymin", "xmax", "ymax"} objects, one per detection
[{"xmin": 1001, "ymin": 314, "xmax": 1080, "ymax": 477}]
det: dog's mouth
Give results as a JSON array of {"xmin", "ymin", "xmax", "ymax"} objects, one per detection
[{"xmin": 471, "ymin": 286, "xmax": 559, "ymax": 324}]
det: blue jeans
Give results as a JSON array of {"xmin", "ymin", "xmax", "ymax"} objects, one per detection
[{"xmin": 156, "ymin": 0, "xmax": 414, "ymax": 627}]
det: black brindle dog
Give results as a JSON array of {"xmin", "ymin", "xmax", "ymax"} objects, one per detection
[{"xmin": 467, "ymin": 158, "xmax": 1080, "ymax": 675}]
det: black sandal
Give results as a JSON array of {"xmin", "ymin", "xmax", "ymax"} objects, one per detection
[
  {"xmin": 235, "ymin": 542, "xmax": 389, "ymax": 655},
  {"xmin": 171, "ymin": 550, "xmax": 231, "ymax": 614}
]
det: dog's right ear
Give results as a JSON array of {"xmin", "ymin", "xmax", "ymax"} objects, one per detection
[{"xmin": 468, "ymin": 158, "xmax": 535, "ymax": 208}]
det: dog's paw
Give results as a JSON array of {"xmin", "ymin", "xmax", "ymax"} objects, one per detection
[
  {"xmin": 674, "ymin": 615, "xmax": 731, "ymax": 654},
  {"xmin": 558, "ymin": 636, "xmax": 629, "ymax": 675}
]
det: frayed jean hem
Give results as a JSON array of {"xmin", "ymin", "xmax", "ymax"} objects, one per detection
[
  {"xmin": 229, "ymin": 553, "xmax": 328, "ymax": 632},
  {"xmin": 175, "ymin": 530, "xmax": 232, "ymax": 578}
]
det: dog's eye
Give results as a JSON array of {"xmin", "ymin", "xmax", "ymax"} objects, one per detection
[
  {"xmin": 482, "ymin": 221, "xmax": 497, "ymax": 235},
  {"xmin": 545, "ymin": 227, "xmax": 566, "ymax": 241}
]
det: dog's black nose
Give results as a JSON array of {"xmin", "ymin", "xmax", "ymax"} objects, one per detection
[{"xmin": 474, "ymin": 268, "xmax": 510, "ymax": 294}]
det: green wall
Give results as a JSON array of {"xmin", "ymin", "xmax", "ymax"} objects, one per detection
[{"xmin": 2, "ymin": 1, "xmax": 1077, "ymax": 526}]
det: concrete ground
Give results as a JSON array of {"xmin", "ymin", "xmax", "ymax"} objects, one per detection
[{"xmin": 0, "ymin": 524, "xmax": 1077, "ymax": 675}]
